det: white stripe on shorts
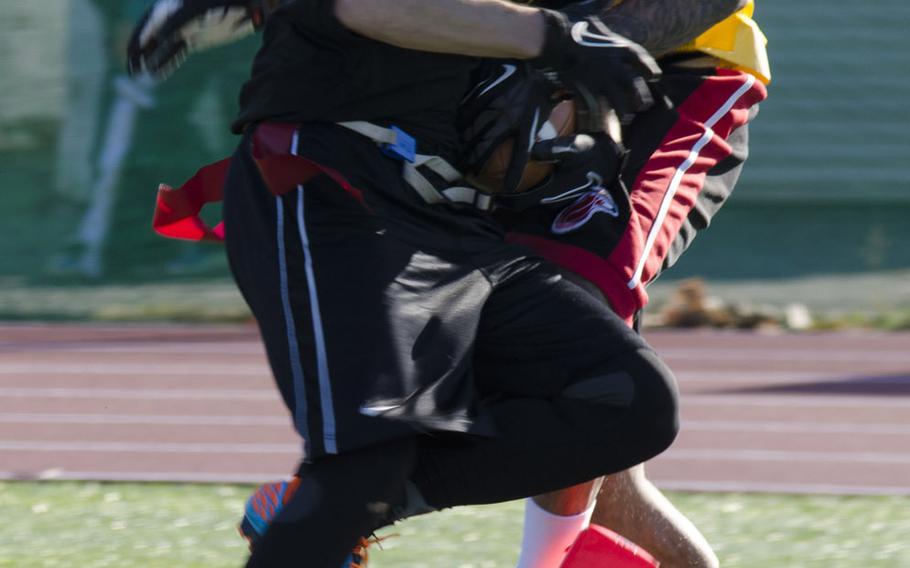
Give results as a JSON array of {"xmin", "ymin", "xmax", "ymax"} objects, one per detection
[
  {"xmin": 291, "ymin": 130, "xmax": 338, "ymax": 454},
  {"xmin": 294, "ymin": 186, "xmax": 338, "ymax": 454},
  {"xmin": 275, "ymin": 192, "xmax": 310, "ymax": 452}
]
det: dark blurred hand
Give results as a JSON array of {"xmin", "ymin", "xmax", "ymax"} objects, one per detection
[
  {"xmin": 458, "ymin": 62, "xmax": 561, "ymax": 194},
  {"xmin": 127, "ymin": 0, "xmax": 284, "ymax": 79},
  {"xmin": 496, "ymin": 132, "xmax": 627, "ymax": 211}
]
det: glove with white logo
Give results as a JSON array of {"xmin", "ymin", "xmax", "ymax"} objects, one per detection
[
  {"xmin": 127, "ymin": 0, "xmax": 287, "ymax": 79},
  {"xmin": 495, "ymin": 132, "xmax": 627, "ymax": 211},
  {"xmin": 457, "ymin": 62, "xmax": 561, "ymax": 194},
  {"xmin": 531, "ymin": 9, "xmax": 661, "ymax": 127}
]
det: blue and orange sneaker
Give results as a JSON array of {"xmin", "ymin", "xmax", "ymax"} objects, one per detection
[
  {"xmin": 239, "ymin": 477, "xmax": 302, "ymax": 550},
  {"xmin": 239, "ymin": 477, "xmax": 375, "ymax": 567}
]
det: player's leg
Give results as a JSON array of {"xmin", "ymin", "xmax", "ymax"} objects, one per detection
[
  {"xmin": 238, "ymin": 264, "xmax": 679, "ymax": 531},
  {"xmin": 517, "ymin": 480, "xmax": 602, "ymax": 568},
  {"xmin": 591, "ymin": 464, "xmax": 719, "ymax": 568},
  {"xmin": 406, "ymin": 263, "xmax": 679, "ymax": 509},
  {"xmin": 223, "ymin": 132, "xmax": 431, "ymax": 565},
  {"xmin": 245, "ymin": 438, "xmax": 417, "ymax": 568},
  {"xmin": 519, "ymin": 273, "xmax": 715, "ymax": 568},
  {"xmin": 528, "ymin": 448, "xmax": 718, "ymax": 568},
  {"xmin": 232, "ymin": 255, "xmax": 677, "ymax": 556},
  {"xmin": 515, "ymin": 271, "xmax": 609, "ymax": 568}
]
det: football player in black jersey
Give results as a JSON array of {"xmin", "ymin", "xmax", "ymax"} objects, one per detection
[{"xmin": 128, "ymin": 1, "xmax": 680, "ymax": 566}]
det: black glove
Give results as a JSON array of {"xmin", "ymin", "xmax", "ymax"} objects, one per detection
[
  {"xmin": 457, "ymin": 62, "xmax": 561, "ymax": 194},
  {"xmin": 127, "ymin": 0, "xmax": 287, "ymax": 79},
  {"xmin": 495, "ymin": 132, "xmax": 627, "ymax": 211},
  {"xmin": 531, "ymin": 9, "xmax": 661, "ymax": 127}
]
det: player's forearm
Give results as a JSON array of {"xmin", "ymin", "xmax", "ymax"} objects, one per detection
[
  {"xmin": 602, "ymin": 0, "xmax": 747, "ymax": 57},
  {"xmin": 334, "ymin": 0, "xmax": 545, "ymax": 59}
]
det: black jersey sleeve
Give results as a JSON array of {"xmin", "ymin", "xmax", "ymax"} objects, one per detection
[
  {"xmin": 234, "ymin": 0, "xmax": 479, "ymax": 156},
  {"xmin": 276, "ymin": 0, "xmax": 358, "ymax": 39}
]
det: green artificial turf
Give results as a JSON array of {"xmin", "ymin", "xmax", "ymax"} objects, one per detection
[{"xmin": 1, "ymin": 482, "xmax": 908, "ymax": 567}]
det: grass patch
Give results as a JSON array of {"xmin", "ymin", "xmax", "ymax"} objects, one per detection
[
  {"xmin": 0, "ymin": 282, "xmax": 250, "ymax": 323},
  {"xmin": 1, "ymin": 482, "xmax": 909, "ymax": 567},
  {"xmin": 811, "ymin": 308, "xmax": 910, "ymax": 331}
]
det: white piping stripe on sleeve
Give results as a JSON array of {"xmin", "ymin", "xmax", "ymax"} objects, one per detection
[
  {"xmin": 294, "ymin": 186, "xmax": 338, "ymax": 454},
  {"xmin": 627, "ymin": 74, "xmax": 756, "ymax": 290},
  {"xmin": 275, "ymin": 192, "xmax": 310, "ymax": 452}
]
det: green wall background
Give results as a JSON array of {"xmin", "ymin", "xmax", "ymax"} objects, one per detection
[{"xmin": 1, "ymin": 0, "xmax": 908, "ymax": 285}]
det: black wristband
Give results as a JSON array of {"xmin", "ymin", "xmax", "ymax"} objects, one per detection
[{"xmin": 531, "ymin": 9, "xmax": 571, "ymax": 69}]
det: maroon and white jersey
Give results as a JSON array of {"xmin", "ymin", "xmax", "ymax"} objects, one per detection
[{"xmin": 504, "ymin": 64, "xmax": 768, "ymax": 325}]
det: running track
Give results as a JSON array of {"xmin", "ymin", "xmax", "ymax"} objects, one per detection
[{"xmin": 1, "ymin": 323, "xmax": 908, "ymax": 496}]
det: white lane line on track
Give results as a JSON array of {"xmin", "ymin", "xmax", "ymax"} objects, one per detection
[
  {"xmin": 658, "ymin": 347, "xmax": 910, "ymax": 364},
  {"xmin": 8, "ymin": 363, "xmax": 910, "ymax": 385},
  {"xmin": 0, "ymin": 324, "xmax": 240, "ymax": 332},
  {"xmin": 0, "ymin": 343, "xmax": 265, "ymax": 355},
  {"xmin": 682, "ymin": 420, "xmax": 910, "ymax": 435},
  {"xmin": 3, "ymin": 368, "xmax": 902, "ymax": 386},
  {"xmin": 662, "ymin": 449, "xmax": 910, "ymax": 464},
  {"xmin": 3, "ymin": 389, "xmax": 909, "ymax": 407},
  {"xmin": 0, "ymin": 387, "xmax": 277, "ymax": 400},
  {"xmin": 0, "ymin": 470, "xmax": 288, "ymax": 484},
  {"xmin": 653, "ymin": 480, "xmax": 910, "ymax": 497},
  {"xmin": 0, "ymin": 413, "xmax": 290, "ymax": 426},
  {"xmin": 2, "ymin": 413, "xmax": 908, "ymax": 435},
  {"xmin": 685, "ymin": 395, "xmax": 910, "ymax": 408},
  {"xmin": 0, "ymin": 363, "xmax": 268, "ymax": 376},
  {"xmin": 673, "ymin": 370, "xmax": 909, "ymax": 384},
  {"xmin": 0, "ymin": 441, "xmax": 299, "ymax": 453},
  {"xmin": 6, "ymin": 344, "xmax": 909, "ymax": 360},
  {"xmin": 0, "ymin": 366, "xmax": 903, "ymax": 385},
  {"xmin": 3, "ymin": 442, "xmax": 907, "ymax": 464}
]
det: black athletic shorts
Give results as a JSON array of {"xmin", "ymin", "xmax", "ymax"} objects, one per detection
[{"xmin": 224, "ymin": 124, "xmax": 648, "ymax": 460}]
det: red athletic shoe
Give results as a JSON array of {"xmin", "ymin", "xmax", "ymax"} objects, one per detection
[{"xmin": 559, "ymin": 525, "xmax": 659, "ymax": 568}]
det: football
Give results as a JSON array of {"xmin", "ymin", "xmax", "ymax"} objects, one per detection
[{"xmin": 469, "ymin": 98, "xmax": 576, "ymax": 194}]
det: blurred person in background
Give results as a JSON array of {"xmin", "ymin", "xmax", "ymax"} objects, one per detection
[{"xmin": 51, "ymin": 0, "xmax": 251, "ymax": 278}]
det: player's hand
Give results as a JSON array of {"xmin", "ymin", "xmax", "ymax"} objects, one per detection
[
  {"xmin": 495, "ymin": 132, "xmax": 626, "ymax": 211},
  {"xmin": 531, "ymin": 10, "xmax": 661, "ymax": 126},
  {"xmin": 457, "ymin": 62, "xmax": 560, "ymax": 194},
  {"xmin": 127, "ymin": 0, "xmax": 284, "ymax": 79}
]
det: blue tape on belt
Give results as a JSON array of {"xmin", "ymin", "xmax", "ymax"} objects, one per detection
[{"xmin": 380, "ymin": 126, "xmax": 417, "ymax": 163}]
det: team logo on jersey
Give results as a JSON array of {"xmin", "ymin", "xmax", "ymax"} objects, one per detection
[{"xmin": 551, "ymin": 187, "xmax": 620, "ymax": 235}]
